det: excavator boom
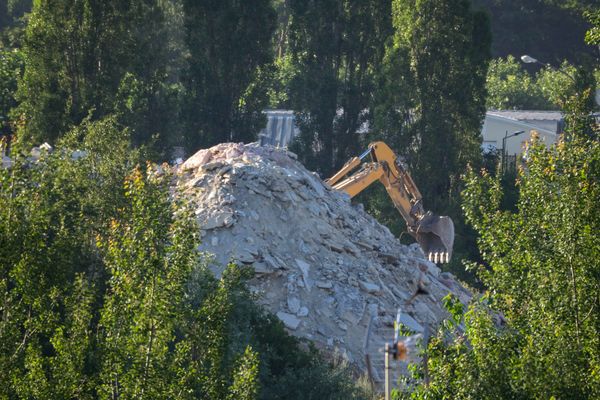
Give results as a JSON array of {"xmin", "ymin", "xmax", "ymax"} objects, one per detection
[{"xmin": 327, "ymin": 142, "xmax": 454, "ymax": 263}]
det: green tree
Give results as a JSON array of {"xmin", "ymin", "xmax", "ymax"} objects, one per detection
[
  {"xmin": 485, "ymin": 55, "xmax": 591, "ymax": 112},
  {"xmin": 284, "ymin": 0, "xmax": 393, "ymax": 175},
  {"xmin": 535, "ymin": 62, "xmax": 581, "ymax": 108},
  {"xmin": 403, "ymin": 85, "xmax": 600, "ymax": 399},
  {"xmin": 98, "ymin": 164, "xmax": 201, "ymax": 399},
  {"xmin": 0, "ymin": 48, "xmax": 23, "ymax": 124},
  {"xmin": 228, "ymin": 346, "xmax": 260, "ymax": 400},
  {"xmin": 0, "ymin": 117, "xmax": 139, "ymax": 398},
  {"xmin": 585, "ymin": 9, "xmax": 600, "ymax": 46},
  {"xmin": 379, "ymin": 0, "xmax": 490, "ymax": 205},
  {"xmin": 485, "ymin": 55, "xmax": 554, "ymax": 110},
  {"xmin": 182, "ymin": 0, "xmax": 276, "ymax": 150},
  {"xmin": 16, "ymin": 0, "xmax": 179, "ymax": 152},
  {"xmin": 365, "ymin": 0, "xmax": 490, "ymax": 281},
  {"xmin": 0, "ymin": 0, "xmax": 31, "ymax": 48}
]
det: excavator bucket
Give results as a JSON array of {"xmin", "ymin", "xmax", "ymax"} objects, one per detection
[{"xmin": 413, "ymin": 215, "xmax": 455, "ymax": 263}]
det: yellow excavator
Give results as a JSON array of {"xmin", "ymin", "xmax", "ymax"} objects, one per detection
[{"xmin": 326, "ymin": 141, "xmax": 454, "ymax": 263}]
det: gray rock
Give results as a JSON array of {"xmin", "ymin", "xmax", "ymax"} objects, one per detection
[
  {"xmin": 2, "ymin": 156, "xmax": 13, "ymax": 169},
  {"xmin": 378, "ymin": 252, "xmax": 399, "ymax": 264},
  {"xmin": 296, "ymin": 189, "xmax": 311, "ymax": 200},
  {"xmin": 202, "ymin": 161, "xmax": 226, "ymax": 171},
  {"xmin": 328, "ymin": 241, "xmax": 345, "ymax": 253},
  {"xmin": 307, "ymin": 202, "xmax": 322, "ymax": 216},
  {"xmin": 295, "ymin": 259, "xmax": 312, "ymax": 291},
  {"xmin": 367, "ymin": 303, "xmax": 379, "ymax": 317},
  {"xmin": 217, "ymin": 165, "xmax": 232, "ymax": 176},
  {"xmin": 181, "ymin": 149, "xmax": 212, "ymax": 170},
  {"xmin": 253, "ymin": 262, "xmax": 274, "ymax": 275},
  {"xmin": 270, "ymin": 179, "xmax": 288, "ymax": 192},
  {"xmin": 341, "ymin": 310, "xmax": 361, "ymax": 325},
  {"xmin": 355, "ymin": 241, "xmax": 374, "ymax": 250},
  {"xmin": 440, "ymin": 272, "xmax": 454, "ymax": 280},
  {"xmin": 306, "ymin": 175, "xmax": 325, "ymax": 197},
  {"xmin": 440, "ymin": 278, "xmax": 455, "ymax": 289},
  {"xmin": 201, "ymin": 211, "xmax": 234, "ymax": 230},
  {"xmin": 316, "ymin": 281, "xmax": 333, "ymax": 289},
  {"xmin": 71, "ymin": 150, "xmax": 87, "ymax": 160},
  {"xmin": 236, "ymin": 248, "xmax": 257, "ymax": 264},
  {"xmin": 399, "ymin": 313, "xmax": 425, "ymax": 333},
  {"xmin": 297, "ymin": 306, "xmax": 309, "ymax": 317},
  {"xmin": 220, "ymin": 193, "xmax": 236, "ymax": 205},
  {"xmin": 287, "ymin": 296, "xmax": 301, "ymax": 314},
  {"xmin": 359, "ymin": 281, "xmax": 381, "ymax": 295},
  {"xmin": 264, "ymin": 254, "xmax": 282, "ymax": 270},
  {"xmin": 277, "ymin": 311, "xmax": 301, "ymax": 330}
]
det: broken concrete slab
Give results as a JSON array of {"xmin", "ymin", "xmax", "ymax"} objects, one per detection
[{"xmin": 277, "ymin": 311, "xmax": 301, "ymax": 330}]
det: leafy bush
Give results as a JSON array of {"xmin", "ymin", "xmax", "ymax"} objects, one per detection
[
  {"xmin": 398, "ymin": 98, "xmax": 600, "ymax": 399},
  {"xmin": 0, "ymin": 116, "xmax": 367, "ymax": 399}
]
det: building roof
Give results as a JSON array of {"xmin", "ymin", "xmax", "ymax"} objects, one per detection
[
  {"xmin": 486, "ymin": 110, "xmax": 563, "ymax": 121},
  {"xmin": 484, "ymin": 111, "xmax": 562, "ymax": 137}
]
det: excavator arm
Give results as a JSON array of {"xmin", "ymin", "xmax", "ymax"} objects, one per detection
[{"xmin": 326, "ymin": 142, "xmax": 454, "ymax": 263}]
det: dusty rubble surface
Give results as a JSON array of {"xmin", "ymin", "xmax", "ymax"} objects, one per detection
[{"xmin": 176, "ymin": 142, "xmax": 471, "ymax": 380}]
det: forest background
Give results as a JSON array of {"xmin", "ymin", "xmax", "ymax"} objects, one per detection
[{"xmin": 0, "ymin": 0, "xmax": 599, "ymax": 399}]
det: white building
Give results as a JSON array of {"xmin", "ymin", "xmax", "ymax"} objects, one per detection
[
  {"xmin": 259, "ymin": 109, "xmax": 567, "ymax": 157},
  {"xmin": 481, "ymin": 110, "xmax": 563, "ymax": 155},
  {"xmin": 258, "ymin": 110, "xmax": 299, "ymax": 148}
]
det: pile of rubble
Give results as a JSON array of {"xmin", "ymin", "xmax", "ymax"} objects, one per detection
[{"xmin": 176, "ymin": 142, "xmax": 471, "ymax": 377}]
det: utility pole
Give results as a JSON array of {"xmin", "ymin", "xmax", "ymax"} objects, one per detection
[
  {"xmin": 384, "ymin": 343, "xmax": 391, "ymax": 400},
  {"xmin": 502, "ymin": 130, "xmax": 525, "ymax": 174}
]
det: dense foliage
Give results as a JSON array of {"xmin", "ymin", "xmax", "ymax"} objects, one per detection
[
  {"xmin": 486, "ymin": 56, "xmax": 555, "ymax": 110},
  {"xmin": 389, "ymin": 14, "xmax": 600, "ymax": 399},
  {"xmin": 2, "ymin": 1, "xmax": 600, "ymax": 398},
  {"xmin": 182, "ymin": 0, "xmax": 276, "ymax": 149},
  {"xmin": 485, "ymin": 55, "xmax": 599, "ymax": 111},
  {"xmin": 377, "ymin": 0, "xmax": 490, "ymax": 204},
  {"xmin": 0, "ymin": 48, "xmax": 23, "ymax": 122},
  {"xmin": 0, "ymin": 120, "xmax": 369, "ymax": 399},
  {"xmin": 397, "ymin": 77, "xmax": 600, "ymax": 400},
  {"xmin": 360, "ymin": 0, "xmax": 491, "ymax": 281},
  {"xmin": 282, "ymin": 0, "xmax": 393, "ymax": 174},
  {"xmin": 15, "ymin": 0, "xmax": 180, "ymax": 151}
]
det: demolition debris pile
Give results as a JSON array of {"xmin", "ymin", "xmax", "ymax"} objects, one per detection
[{"xmin": 176, "ymin": 142, "xmax": 471, "ymax": 374}]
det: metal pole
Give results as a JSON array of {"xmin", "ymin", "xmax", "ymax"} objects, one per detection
[
  {"xmin": 385, "ymin": 343, "xmax": 390, "ymax": 400},
  {"xmin": 363, "ymin": 316, "xmax": 375, "ymax": 390},
  {"xmin": 502, "ymin": 131, "xmax": 508, "ymax": 174},
  {"xmin": 423, "ymin": 326, "xmax": 430, "ymax": 386}
]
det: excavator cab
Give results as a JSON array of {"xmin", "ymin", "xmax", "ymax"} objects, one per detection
[{"xmin": 326, "ymin": 141, "xmax": 455, "ymax": 263}]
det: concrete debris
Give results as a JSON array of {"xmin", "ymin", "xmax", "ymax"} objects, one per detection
[
  {"xmin": 2, "ymin": 145, "xmax": 87, "ymax": 168},
  {"xmin": 359, "ymin": 281, "xmax": 382, "ymax": 295},
  {"xmin": 399, "ymin": 313, "xmax": 425, "ymax": 333},
  {"xmin": 176, "ymin": 142, "xmax": 472, "ymax": 374},
  {"xmin": 277, "ymin": 311, "xmax": 302, "ymax": 330}
]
